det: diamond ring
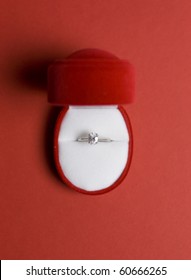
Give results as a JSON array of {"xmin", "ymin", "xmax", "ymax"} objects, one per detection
[{"xmin": 77, "ymin": 132, "xmax": 113, "ymax": 145}]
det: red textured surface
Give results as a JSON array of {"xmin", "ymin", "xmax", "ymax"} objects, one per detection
[
  {"xmin": 48, "ymin": 49, "xmax": 134, "ymax": 105},
  {"xmin": 0, "ymin": 0, "xmax": 191, "ymax": 260}
]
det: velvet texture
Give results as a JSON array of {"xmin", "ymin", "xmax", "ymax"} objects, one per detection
[
  {"xmin": 48, "ymin": 49, "xmax": 134, "ymax": 105},
  {"xmin": 54, "ymin": 106, "xmax": 133, "ymax": 194},
  {"xmin": 49, "ymin": 49, "xmax": 134, "ymax": 194}
]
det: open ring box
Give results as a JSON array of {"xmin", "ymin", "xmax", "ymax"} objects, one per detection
[{"xmin": 48, "ymin": 49, "xmax": 134, "ymax": 194}]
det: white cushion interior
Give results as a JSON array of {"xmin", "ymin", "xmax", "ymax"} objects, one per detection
[{"xmin": 58, "ymin": 106, "xmax": 129, "ymax": 192}]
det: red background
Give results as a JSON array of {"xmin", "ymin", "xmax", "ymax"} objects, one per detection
[{"xmin": 0, "ymin": 0, "xmax": 191, "ymax": 259}]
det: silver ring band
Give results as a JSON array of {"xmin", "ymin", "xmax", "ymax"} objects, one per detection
[{"xmin": 77, "ymin": 132, "xmax": 113, "ymax": 145}]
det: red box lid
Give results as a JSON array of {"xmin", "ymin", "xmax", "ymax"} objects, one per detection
[{"xmin": 48, "ymin": 49, "xmax": 135, "ymax": 106}]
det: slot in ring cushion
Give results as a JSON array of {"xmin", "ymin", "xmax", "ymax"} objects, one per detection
[
  {"xmin": 54, "ymin": 105, "xmax": 133, "ymax": 194},
  {"xmin": 49, "ymin": 49, "xmax": 134, "ymax": 194}
]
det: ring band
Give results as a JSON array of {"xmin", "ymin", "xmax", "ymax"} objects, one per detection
[{"xmin": 77, "ymin": 132, "xmax": 113, "ymax": 145}]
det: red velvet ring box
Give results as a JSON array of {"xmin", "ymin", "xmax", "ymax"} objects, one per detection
[{"xmin": 48, "ymin": 49, "xmax": 134, "ymax": 194}]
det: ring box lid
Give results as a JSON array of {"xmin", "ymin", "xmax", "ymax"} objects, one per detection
[{"xmin": 48, "ymin": 49, "xmax": 135, "ymax": 106}]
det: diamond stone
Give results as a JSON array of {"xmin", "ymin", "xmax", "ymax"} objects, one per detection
[{"xmin": 88, "ymin": 132, "xmax": 99, "ymax": 145}]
